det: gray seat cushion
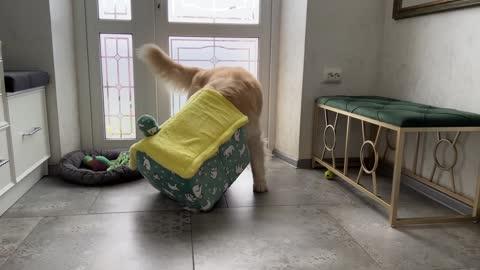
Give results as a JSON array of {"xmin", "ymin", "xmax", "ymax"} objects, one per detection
[{"xmin": 4, "ymin": 71, "xmax": 49, "ymax": 92}]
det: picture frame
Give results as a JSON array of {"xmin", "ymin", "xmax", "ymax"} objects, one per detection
[{"xmin": 393, "ymin": 0, "xmax": 480, "ymax": 19}]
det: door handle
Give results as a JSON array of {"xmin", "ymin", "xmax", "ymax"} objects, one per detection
[
  {"xmin": 22, "ymin": 127, "xmax": 42, "ymax": 137},
  {"xmin": 0, "ymin": 159, "xmax": 9, "ymax": 168}
]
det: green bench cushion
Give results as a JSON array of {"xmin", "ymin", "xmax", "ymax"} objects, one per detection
[{"xmin": 317, "ymin": 96, "xmax": 480, "ymax": 127}]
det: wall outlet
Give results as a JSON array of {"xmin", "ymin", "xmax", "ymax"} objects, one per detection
[{"xmin": 323, "ymin": 68, "xmax": 342, "ymax": 84}]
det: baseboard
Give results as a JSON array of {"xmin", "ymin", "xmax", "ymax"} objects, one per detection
[
  {"xmin": 16, "ymin": 156, "xmax": 49, "ymax": 182},
  {"xmin": 272, "ymin": 149, "xmax": 311, "ymax": 169},
  {"xmin": 378, "ymin": 166, "xmax": 471, "ymax": 215},
  {"xmin": 297, "ymin": 159, "xmax": 312, "ymax": 169},
  {"xmin": 272, "ymin": 149, "xmax": 298, "ymax": 167},
  {"xmin": 273, "ymin": 150, "xmax": 364, "ymax": 169},
  {"xmin": 313, "ymin": 157, "xmax": 363, "ymax": 168},
  {"xmin": 0, "ymin": 162, "xmax": 47, "ymax": 216},
  {"xmin": 48, "ymin": 164, "xmax": 60, "ymax": 177}
]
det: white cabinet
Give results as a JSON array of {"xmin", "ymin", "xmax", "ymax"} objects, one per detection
[
  {"xmin": 0, "ymin": 59, "xmax": 5, "ymax": 123},
  {"xmin": 0, "ymin": 42, "xmax": 12, "ymax": 196},
  {"xmin": 0, "ymin": 128, "xmax": 12, "ymax": 194},
  {"xmin": 8, "ymin": 89, "xmax": 50, "ymax": 180},
  {"xmin": 0, "ymin": 41, "xmax": 50, "ymax": 216}
]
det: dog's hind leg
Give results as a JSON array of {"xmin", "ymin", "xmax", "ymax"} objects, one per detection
[{"xmin": 247, "ymin": 123, "xmax": 268, "ymax": 193}]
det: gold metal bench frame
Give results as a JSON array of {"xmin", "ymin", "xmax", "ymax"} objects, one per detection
[{"xmin": 312, "ymin": 104, "xmax": 480, "ymax": 227}]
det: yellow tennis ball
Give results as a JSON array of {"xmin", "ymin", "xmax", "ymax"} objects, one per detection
[{"xmin": 324, "ymin": 170, "xmax": 335, "ymax": 180}]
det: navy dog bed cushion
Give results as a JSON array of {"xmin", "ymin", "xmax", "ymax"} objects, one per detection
[{"xmin": 4, "ymin": 71, "xmax": 49, "ymax": 92}]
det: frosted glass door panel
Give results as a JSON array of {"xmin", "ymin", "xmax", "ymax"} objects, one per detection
[
  {"xmin": 100, "ymin": 34, "xmax": 136, "ymax": 140},
  {"xmin": 168, "ymin": 0, "xmax": 259, "ymax": 24},
  {"xmin": 169, "ymin": 36, "xmax": 258, "ymax": 114}
]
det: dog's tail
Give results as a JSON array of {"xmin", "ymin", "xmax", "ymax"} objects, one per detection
[{"xmin": 137, "ymin": 44, "xmax": 200, "ymax": 91}]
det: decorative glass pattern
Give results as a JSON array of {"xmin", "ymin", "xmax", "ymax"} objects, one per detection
[
  {"xmin": 100, "ymin": 34, "xmax": 136, "ymax": 140},
  {"xmin": 169, "ymin": 36, "xmax": 258, "ymax": 115},
  {"xmin": 98, "ymin": 0, "xmax": 132, "ymax": 20},
  {"xmin": 168, "ymin": 0, "xmax": 259, "ymax": 24}
]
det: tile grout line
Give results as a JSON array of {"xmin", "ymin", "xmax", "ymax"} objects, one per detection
[
  {"xmin": 0, "ymin": 217, "xmax": 45, "ymax": 270},
  {"xmin": 3, "ymin": 203, "xmax": 364, "ymax": 219},
  {"xmin": 225, "ymin": 202, "xmax": 367, "ymax": 209},
  {"xmin": 1, "ymin": 208, "xmax": 187, "ymax": 219},
  {"xmin": 190, "ymin": 218, "xmax": 196, "ymax": 270},
  {"xmin": 434, "ymin": 268, "xmax": 477, "ymax": 270},
  {"xmin": 86, "ymin": 189, "xmax": 103, "ymax": 214},
  {"xmin": 326, "ymin": 211, "xmax": 386, "ymax": 270}
]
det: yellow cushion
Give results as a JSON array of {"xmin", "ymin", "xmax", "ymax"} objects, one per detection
[{"xmin": 130, "ymin": 89, "xmax": 248, "ymax": 179}]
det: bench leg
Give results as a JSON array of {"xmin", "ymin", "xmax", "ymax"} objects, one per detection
[
  {"xmin": 343, "ymin": 116, "xmax": 351, "ymax": 175},
  {"xmin": 474, "ymin": 176, "xmax": 480, "ymax": 223},
  {"xmin": 311, "ymin": 105, "xmax": 320, "ymax": 169},
  {"xmin": 389, "ymin": 130, "xmax": 405, "ymax": 227}
]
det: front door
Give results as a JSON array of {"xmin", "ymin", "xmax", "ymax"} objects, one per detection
[
  {"xmin": 84, "ymin": 0, "xmax": 272, "ymax": 149},
  {"xmin": 85, "ymin": 0, "xmax": 156, "ymax": 148},
  {"xmin": 156, "ymin": 0, "xmax": 272, "ymax": 132}
]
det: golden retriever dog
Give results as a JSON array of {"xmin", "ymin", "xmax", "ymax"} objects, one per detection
[{"xmin": 137, "ymin": 44, "xmax": 268, "ymax": 193}]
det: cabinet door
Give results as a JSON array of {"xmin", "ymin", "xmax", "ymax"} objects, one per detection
[
  {"xmin": 0, "ymin": 128, "xmax": 12, "ymax": 194},
  {"xmin": 8, "ymin": 89, "xmax": 50, "ymax": 180},
  {"xmin": 0, "ymin": 60, "xmax": 5, "ymax": 123}
]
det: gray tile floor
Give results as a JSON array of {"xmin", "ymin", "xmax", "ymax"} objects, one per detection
[{"xmin": 0, "ymin": 158, "xmax": 479, "ymax": 270}]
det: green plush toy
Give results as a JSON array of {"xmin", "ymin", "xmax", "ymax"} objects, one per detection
[
  {"xmin": 107, "ymin": 151, "xmax": 130, "ymax": 171},
  {"xmin": 137, "ymin": 114, "xmax": 160, "ymax": 137},
  {"xmin": 82, "ymin": 153, "xmax": 131, "ymax": 172},
  {"xmin": 82, "ymin": 155, "xmax": 112, "ymax": 171}
]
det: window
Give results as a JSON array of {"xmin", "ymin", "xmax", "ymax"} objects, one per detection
[
  {"xmin": 98, "ymin": 0, "xmax": 132, "ymax": 20},
  {"xmin": 169, "ymin": 36, "xmax": 258, "ymax": 114},
  {"xmin": 100, "ymin": 34, "xmax": 136, "ymax": 139},
  {"xmin": 168, "ymin": 0, "xmax": 260, "ymax": 24}
]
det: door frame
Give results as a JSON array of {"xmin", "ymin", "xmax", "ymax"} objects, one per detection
[
  {"xmin": 73, "ymin": 0, "xmax": 280, "ymax": 150},
  {"xmin": 85, "ymin": 0, "xmax": 157, "ymax": 149}
]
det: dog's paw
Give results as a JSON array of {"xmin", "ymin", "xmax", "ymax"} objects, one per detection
[{"xmin": 253, "ymin": 182, "xmax": 268, "ymax": 193}]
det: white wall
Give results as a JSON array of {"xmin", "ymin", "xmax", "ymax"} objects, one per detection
[
  {"xmin": 0, "ymin": 0, "xmax": 61, "ymax": 163},
  {"xmin": 378, "ymin": 0, "xmax": 480, "ymax": 198},
  {"xmin": 380, "ymin": 2, "xmax": 480, "ymax": 111},
  {"xmin": 298, "ymin": 0, "xmax": 386, "ymax": 160},
  {"xmin": 274, "ymin": 0, "xmax": 308, "ymax": 159},
  {"xmin": 0, "ymin": 1, "xmax": 54, "ymax": 74},
  {"xmin": 49, "ymin": 0, "xmax": 81, "ymax": 159},
  {"xmin": 0, "ymin": 0, "xmax": 81, "ymax": 164}
]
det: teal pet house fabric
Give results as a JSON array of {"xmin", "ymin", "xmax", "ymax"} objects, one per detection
[{"xmin": 136, "ymin": 127, "xmax": 250, "ymax": 211}]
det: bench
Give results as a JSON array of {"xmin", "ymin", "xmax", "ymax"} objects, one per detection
[{"xmin": 312, "ymin": 96, "xmax": 480, "ymax": 227}]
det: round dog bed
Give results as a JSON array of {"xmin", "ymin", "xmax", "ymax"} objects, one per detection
[{"xmin": 58, "ymin": 149, "xmax": 142, "ymax": 186}]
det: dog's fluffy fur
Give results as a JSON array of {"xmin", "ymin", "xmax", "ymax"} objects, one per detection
[{"xmin": 137, "ymin": 44, "xmax": 268, "ymax": 193}]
